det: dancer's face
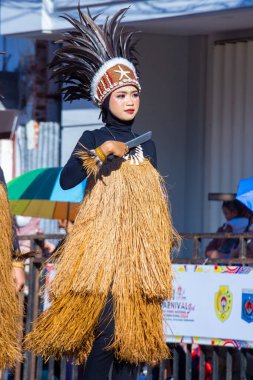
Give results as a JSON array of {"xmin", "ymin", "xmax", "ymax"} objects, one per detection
[{"xmin": 109, "ymin": 85, "xmax": 140, "ymax": 121}]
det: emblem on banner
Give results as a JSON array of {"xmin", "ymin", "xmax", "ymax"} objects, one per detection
[
  {"xmin": 215, "ymin": 286, "xmax": 233, "ymax": 322},
  {"xmin": 241, "ymin": 289, "xmax": 253, "ymax": 323}
]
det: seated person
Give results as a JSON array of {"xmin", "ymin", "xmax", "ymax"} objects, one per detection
[
  {"xmin": 231, "ymin": 213, "xmax": 253, "ymax": 258},
  {"xmin": 205, "ymin": 200, "xmax": 250, "ymax": 259},
  {"xmin": 245, "ymin": 226, "xmax": 253, "ymax": 258}
]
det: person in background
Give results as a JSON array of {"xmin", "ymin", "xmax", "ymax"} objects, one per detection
[
  {"xmin": 205, "ymin": 200, "xmax": 250, "ymax": 259},
  {"xmin": 230, "ymin": 212, "xmax": 253, "ymax": 258},
  {"xmin": 16, "ymin": 216, "xmax": 55, "ymax": 257}
]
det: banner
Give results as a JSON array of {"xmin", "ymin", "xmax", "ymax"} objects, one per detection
[{"xmin": 163, "ymin": 265, "xmax": 253, "ymax": 348}]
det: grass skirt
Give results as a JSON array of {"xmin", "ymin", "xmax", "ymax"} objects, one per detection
[
  {"xmin": 0, "ymin": 184, "xmax": 22, "ymax": 369},
  {"xmin": 25, "ymin": 158, "xmax": 180, "ymax": 364}
]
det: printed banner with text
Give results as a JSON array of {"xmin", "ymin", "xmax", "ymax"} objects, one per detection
[{"xmin": 163, "ymin": 265, "xmax": 253, "ymax": 348}]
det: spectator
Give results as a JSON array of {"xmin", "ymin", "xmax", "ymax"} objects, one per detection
[
  {"xmin": 245, "ymin": 230, "xmax": 253, "ymax": 258},
  {"xmin": 231, "ymin": 213, "xmax": 253, "ymax": 258},
  {"xmin": 205, "ymin": 200, "xmax": 250, "ymax": 259},
  {"xmin": 16, "ymin": 216, "xmax": 55, "ymax": 256}
]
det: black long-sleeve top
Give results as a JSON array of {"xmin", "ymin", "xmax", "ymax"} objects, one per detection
[
  {"xmin": 0, "ymin": 166, "xmax": 20, "ymax": 257},
  {"xmin": 60, "ymin": 125, "xmax": 157, "ymax": 190}
]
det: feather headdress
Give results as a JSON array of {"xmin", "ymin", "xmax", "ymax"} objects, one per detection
[{"xmin": 50, "ymin": 6, "xmax": 141, "ymax": 106}]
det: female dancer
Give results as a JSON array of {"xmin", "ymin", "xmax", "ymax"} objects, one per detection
[{"xmin": 25, "ymin": 7, "xmax": 180, "ymax": 380}]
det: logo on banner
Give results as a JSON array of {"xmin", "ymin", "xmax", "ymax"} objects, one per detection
[
  {"xmin": 163, "ymin": 284, "xmax": 195, "ymax": 322},
  {"xmin": 241, "ymin": 289, "xmax": 253, "ymax": 323},
  {"xmin": 215, "ymin": 286, "xmax": 233, "ymax": 322}
]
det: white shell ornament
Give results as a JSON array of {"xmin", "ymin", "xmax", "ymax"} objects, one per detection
[{"xmin": 123, "ymin": 145, "xmax": 144, "ymax": 165}]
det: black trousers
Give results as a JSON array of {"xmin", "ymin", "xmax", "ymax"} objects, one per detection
[{"xmin": 83, "ymin": 297, "xmax": 138, "ymax": 380}]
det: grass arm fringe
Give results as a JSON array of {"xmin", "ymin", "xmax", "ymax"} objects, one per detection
[
  {"xmin": 75, "ymin": 145, "xmax": 100, "ymax": 177},
  {"xmin": 0, "ymin": 184, "xmax": 22, "ymax": 369}
]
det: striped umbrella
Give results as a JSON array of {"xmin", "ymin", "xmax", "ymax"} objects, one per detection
[{"xmin": 7, "ymin": 167, "xmax": 86, "ymax": 220}]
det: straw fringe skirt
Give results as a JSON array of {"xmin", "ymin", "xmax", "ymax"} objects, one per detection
[
  {"xmin": 25, "ymin": 158, "xmax": 180, "ymax": 365},
  {"xmin": 0, "ymin": 184, "xmax": 22, "ymax": 369}
]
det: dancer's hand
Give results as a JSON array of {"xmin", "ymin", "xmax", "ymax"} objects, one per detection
[
  {"xmin": 12, "ymin": 267, "xmax": 25, "ymax": 292},
  {"xmin": 99, "ymin": 141, "xmax": 129, "ymax": 158}
]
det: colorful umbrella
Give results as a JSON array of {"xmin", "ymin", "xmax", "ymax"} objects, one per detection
[
  {"xmin": 236, "ymin": 177, "xmax": 253, "ymax": 212},
  {"xmin": 7, "ymin": 167, "xmax": 86, "ymax": 220}
]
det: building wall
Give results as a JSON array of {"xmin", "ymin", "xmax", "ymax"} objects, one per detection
[
  {"xmin": 184, "ymin": 36, "xmax": 207, "ymax": 233},
  {"xmin": 204, "ymin": 35, "xmax": 253, "ymax": 232},
  {"xmin": 136, "ymin": 34, "xmax": 188, "ymax": 232},
  {"xmin": 61, "ymin": 100, "xmax": 102, "ymax": 165},
  {"xmin": 137, "ymin": 34, "xmax": 207, "ymax": 233}
]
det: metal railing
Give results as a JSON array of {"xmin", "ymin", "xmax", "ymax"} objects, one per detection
[
  {"xmin": 3, "ymin": 233, "xmax": 253, "ymax": 380},
  {"xmin": 178, "ymin": 232, "xmax": 253, "ymax": 264}
]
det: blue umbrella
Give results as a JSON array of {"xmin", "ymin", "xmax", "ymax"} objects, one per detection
[{"xmin": 236, "ymin": 177, "xmax": 253, "ymax": 212}]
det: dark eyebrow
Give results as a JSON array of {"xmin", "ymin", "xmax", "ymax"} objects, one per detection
[{"xmin": 115, "ymin": 90, "xmax": 139, "ymax": 95}]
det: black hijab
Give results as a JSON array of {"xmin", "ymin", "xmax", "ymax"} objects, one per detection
[{"xmin": 101, "ymin": 94, "xmax": 135, "ymax": 131}]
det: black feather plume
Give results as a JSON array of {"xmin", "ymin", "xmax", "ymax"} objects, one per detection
[{"xmin": 50, "ymin": 6, "xmax": 140, "ymax": 103}]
